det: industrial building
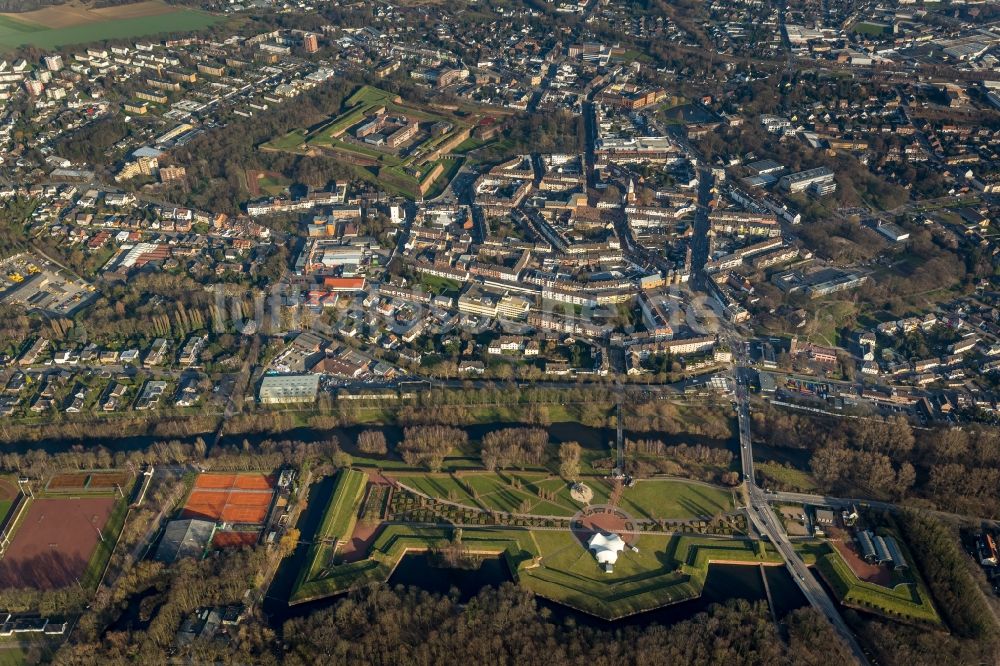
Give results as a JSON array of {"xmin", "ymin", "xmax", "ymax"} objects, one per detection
[
  {"xmin": 778, "ymin": 167, "xmax": 836, "ymax": 194},
  {"xmin": 258, "ymin": 374, "xmax": 320, "ymax": 404}
]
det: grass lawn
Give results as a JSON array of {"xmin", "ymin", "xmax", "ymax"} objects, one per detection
[
  {"xmin": 0, "ymin": 500, "xmax": 12, "ymax": 525},
  {"xmin": 619, "ymin": 48, "xmax": 654, "ymax": 63},
  {"xmin": 617, "ymin": 480, "xmax": 735, "ymax": 521},
  {"xmin": 0, "ymin": 647, "xmax": 27, "ymax": 666},
  {"xmin": 551, "ymin": 477, "xmax": 613, "ymax": 507},
  {"xmin": 806, "ymin": 300, "xmax": 859, "ymax": 346},
  {"xmin": 291, "ymin": 475, "xmax": 782, "ymax": 620},
  {"xmin": 521, "ymin": 532, "xmax": 780, "ymax": 618},
  {"xmin": 522, "ymin": 531, "xmax": 697, "ymax": 617},
  {"xmin": 346, "ymin": 85, "xmax": 399, "ymax": 108},
  {"xmin": 317, "ymin": 469, "xmax": 368, "ymax": 543},
  {"xmin": 391, "ymin": 473, "xmax": 480, "ymax": 507},
  {"xmin": 390, "ymin": 470, "xmax": 591, "ymax": 517},
  {"xmin": 292, "ymin": 523, "xmax": 535, "ymax": 603},
  {"xmin": 419, "ymin": 273, "xmax": 462, "ymax": 297},
  {"xmin": 262, "ymin": 129, "xmax": 307, "ymax": 153},
  {"xmin": 453, "ymin": 136, "xmax": 491, "ymax": 154},
  {"xmin": 80, "ymin": 497, "xmax": 130, "ymax": 589},
  {"xmin": 421, "ymin": 156, "xmax": 464, "ymax": 199},
  {"xmin": 464, "ymin": 474, "xmax": 536, "ymax": 513},
  {"xmin": 258, "ymin": 175, "xmax": 291, "ymax": 196},
  {"xmin": 301, "ymin": 468, "xmax": 368, "ymax": 583},
  {"xmin": 852, "ymin": 21, "xmax": 890, "ymax": 35},
  {"xmin": 386, "ymin": 472, "xmax": 733, "ymax": 521},
  {"xmin": 755, "ymin": 462, "xmax": 819, "ymax": 493}
]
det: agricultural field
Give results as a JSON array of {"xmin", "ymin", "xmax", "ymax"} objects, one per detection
[
  {"xmin": 263, "ymin": 85, "xmax": 475, "ymax": 199},
  {"xmin": 0, "ymin": 1, "xmax": 219, "ymax": 50}
]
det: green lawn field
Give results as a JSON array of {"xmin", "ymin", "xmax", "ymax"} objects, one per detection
[
  {"xmin": 0, "ymin": 10, "xmax": 219, "ymax": 50},
  {"xmin": 292, "ymin": 516, "xmax": 782, "ymax": 619},
  {"xmin": 317, "ymin": 469, "xmax": 368, "ymax": 544},
  {"xmin": 387, "ymin": 472, "xmax": 734, "ymax": 521},
  {"xmin": 419, "ymin": 273, "xmax": 462, "ymax": 297},
  {"xmin": 301, "ymin": 468, "xmax": 368, "ymax": 582},
  {"xmin": 617, "ymin": 479, "xmax": 735, "ymax": 521},
  {"xmin": 262, "ymin": 129, "xmax": 307, "ymax": 153},
  {"xmin": 257, "ymin": 175, "xmax": 291, "ymax": 196},
  {"xmin": 80, "ymin": 497, "xmax": 129, "ymax": 589}
]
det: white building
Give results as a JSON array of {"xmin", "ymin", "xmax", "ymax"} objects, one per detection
[{"xmin": 587, "ymin": 532, "xmax": 626, "ymax": 572}]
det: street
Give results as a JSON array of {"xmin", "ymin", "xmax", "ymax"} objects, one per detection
[{"xmin": 727, "ymin": 327, "xmax": 872, "ymax": 665}]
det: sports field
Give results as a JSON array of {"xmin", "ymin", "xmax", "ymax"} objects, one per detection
[
  {"xmin": 0, "ymin": 1, "xmax": 218, "ymax": 50},
  {"xmin": 47, "ymin": 470, "xmax": 131, "ymax": 492},
  {"xmin": 193, "ymin": 472, "xmax": 275, "ymax": 491},
  {"xmin": 0, "ymin": 497, "xmax": 115, "ymax": 590},
  {"xmin": 212, "ymin": 530, "xmax": 259, "ymax": 548},
  {"xmin": 182, "ymin": 472, "xmax": 275, "ymax": 524}
]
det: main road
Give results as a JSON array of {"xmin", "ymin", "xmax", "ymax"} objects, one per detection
[{"xmin": 726, "ymin": 328, "xmax": 871, "ymax": 664}]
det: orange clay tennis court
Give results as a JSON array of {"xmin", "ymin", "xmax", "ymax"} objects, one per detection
[
  {"xmin": 193, "ymin": 473, "xmax": 274, "ymax": 491},
  {"xmin": 212, "ymin": 531, "xmax": 260, "ymax": 548},
  {"xmin": 182, "ymin": 473, "xmax": 275, "ymax": 524}
]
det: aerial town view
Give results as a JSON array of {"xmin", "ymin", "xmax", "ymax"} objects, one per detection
[{"xmin": 0, "ymin": 0, "xmax": 997, "ymax": 663}]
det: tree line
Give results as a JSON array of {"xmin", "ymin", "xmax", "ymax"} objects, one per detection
[
  {"xmin": 480, "ymin": 428, "xmax": 547, "ymax": 470},
  {"xmin": 51, "ymin": 577, "xmax": 861, "ymax": 664},
  {"xmin": 625, "ymin": 439, "xmax": 738, "ymax": 485},
  {"xmin": 0, "ymin": 435, "xmax": 341, "ymax": 480},
  {"xmin": 398, "ymin": 426, "xmax": 468, "ymax": 472},
  {"xmin": 754, "ymin": 406, "xmax": 1000, "ymax": 516},
  {"xmin": 276, "ymin": 585, "xmax": 855, "ymax": 666}
]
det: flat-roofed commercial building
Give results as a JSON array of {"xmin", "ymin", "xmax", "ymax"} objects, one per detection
[
  {"xmin": 779, "ymin": 167, "xmax": 835, "ymax": 194},
  {"xmin": 258, "ymin": 374, "xmax": 320, "ymax": 404}
]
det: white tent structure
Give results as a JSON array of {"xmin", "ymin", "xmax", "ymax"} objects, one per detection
[{"xmin": 587, "ymin": 532, "xmax": 626, "ymax": 572}]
